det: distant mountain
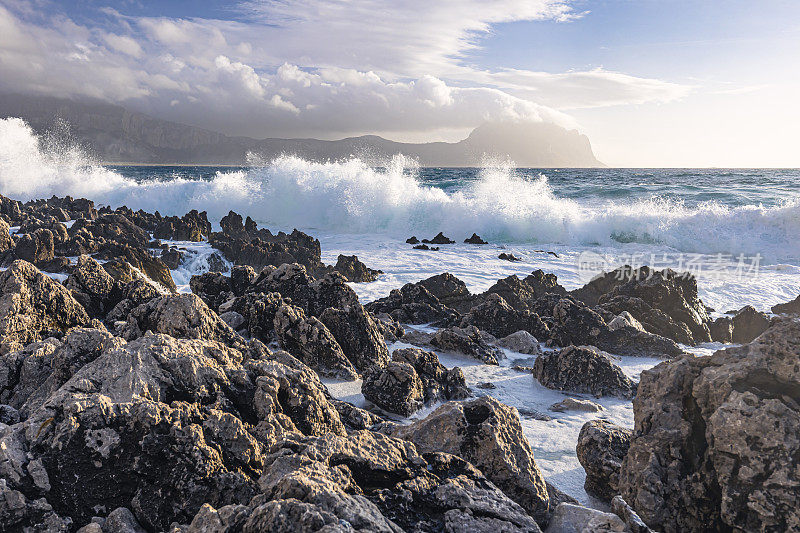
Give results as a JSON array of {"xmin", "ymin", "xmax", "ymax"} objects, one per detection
[{"xmin": 0, "ymin": 94, "xmax": 603, "ymax": 167}]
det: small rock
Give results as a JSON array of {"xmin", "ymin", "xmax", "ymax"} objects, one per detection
[
  {"xmin": 532, "ymin": 346, "xmax": 636, "ymax": 399},
  {"xmin": 545, "ymin": 503, "xmax": 627, "ymax": 533},
  {"xmin": 499, "ymin": 252, "xmax": 522, "ymax": 262},
  {"xmin": 476, "ymin": 381, "xmax": 496, "ymax": 390},
  {"xmin": 422, "ymin": 232, "xmax": 455, "ymax": 244},
  {"xmin": 406, "ymin": 236, "xmax": 420, "ymax": 244},
  {"xmin": 549, "ymin": 398, "xmax": 603, "ymax": 413},
  {"xmin": 577, "ymin": 420, "xmax": 632, "ymax": 501},
  {"xmin": 497, "ymin": 330, "xmax": 541, "ymax": 354},
  {"xmin": 464, "ymin": 233, "xmax": 488, "ymax": 244}
]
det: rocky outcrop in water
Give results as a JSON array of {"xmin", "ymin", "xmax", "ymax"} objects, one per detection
[
  {"xmin": 772, "ymin": 293, "xmax": 800, "ymax": 314},
  {"xmin": 619, "ymin": 319, "xmax": 800, "ymax": 532},
  {"xmin": 430, "ymin": 325, "xmax": 502, "ymax": 364},
  {"xmin": 576, "ymin": 420, "xmax": 632, "ymax": 502},
  {"xmin": 533, "ymin": 346, "xmax": 636, "ymax": 399},
  {"xmin": 333, "ymin": 254, "xmax": 382, "ymax": 282}
]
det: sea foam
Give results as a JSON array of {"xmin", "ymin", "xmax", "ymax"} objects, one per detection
[{"xmin": 1, "ymin": 116, "xmax": 798, "ymax": 262}]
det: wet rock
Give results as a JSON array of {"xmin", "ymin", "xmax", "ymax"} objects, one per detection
[
  {"xmin": 362, "ymin": 361, "xmax": 425, "ymax": 416},
  {"xmin": 422, "ymin": 232, "xmax": 454, "ymax": 244},
  {"xmin": 576, "ymin": 420, "xmax": 632, "ymax": 501},
  {"xmin": 413, "ymin": 244, "xmax": 438, "ymax": 250},
  {"xmin": 405, "ymin": 236, "xmax": 420, "ymax": 244},
  {"xmin": 153, "ymin": 210, "xmax": 210, "ymax": 242},
  {"xmin": 549, "ymin": 398, "xmax": 603, "ymax": 413},
  {"xmin": 533, "ymin": 346, "xmax": 636, "ymax": 399},
  {"xmin": 430, "ymin": 325, "xmax": 502, "ymax": 364},
  {"xmin": 545, "ymin": 503, "xmax": 627, "ymax": 533},
  {"xmin": 730, "ymin": 305, "xmax": 771, "ymax": 343},
  {"xmin": 319, "ymin": 303, "xmax": 390, "ymax": 371},
  {"xmin": 497, "ymin": 330, "xmax": 542, "ymax": 355},
  {"xmin": 273, "ymin": 304, "xmax": 358, "ymax": 380},
  {"xmin": 115, "ymin": 294, "xmax": 244, "ymax": 349},
  {"xmin": 365, "ymin": 282, "xmax": 459, "ymax": 326},
  {"xmin": 189, "ymin": 271, "xmax": 231, "ymax": 311},
  {"xmin": 0, "ymin": 260, "xmax": 91, "ymax": 354},
  {"xmin": 619, "ymin": 320, "xmax": 800, "ymax": 532},
  {"xmin": 499, "ymin": 252, "xmax": 522, "ymax": 262},
  {"xmin": 206, "ymin": 252, "xmax": 229, "ymax": 273},
  {"xmin": 160, "ymin": 247, "xmax": 184, "ymax": 269},
  {"xmin": 391, "ymin": 347, "xmax": 470, "ymax": 404},
  {"xmin": 393, "ymin": 396, "xmax": 550, "ymax": 523},
  {"xmin": 333, "ymin": 254, "xmax": 382, "ymax": 282},
  {"xmin": 65, "ymin": 255, "xmax": 118, "ymax": 318},
  {"xmin": 417, "ymin": 272, "xmax": 477, "ymax": 313},
  {"xmin": 483, "ymin": 271, "xmax": 567, "ymax": 313},
  {"xmin": 464, "ymin": 233, "xmax": 488, "ymax": 244},
  {"xmin": 772, "ymin": 293, "xmax": 800, "ymax": 314},
  {"xmin": 460, "ymin": 293, "xmax": 550, "ymax": 339}
]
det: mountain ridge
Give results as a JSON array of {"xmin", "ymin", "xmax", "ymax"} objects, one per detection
[{"xmin": 0, "ymin": 93, "xmax": 603, "ymax": 167}]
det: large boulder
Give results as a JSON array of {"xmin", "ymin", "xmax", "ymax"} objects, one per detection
[
  {"xmin": 0, "ymin": 260, "xmax": 91, "ymax": 354},
  {"xmin": 366, "ymin": 282, "xmax": 459, "ymax": 326},
  {"xmin": 430, "ymin": 325, "xmax": 502, "ymax": 364},
  {"xmin": 532, "ymin": 346, "xmax": 636, "ymax": 399},
  {"xmin": 576, "ymin": 420, "xmax": 632, "ymax": 502},
  {"xmin": 417, "ymin": 272, "xmax": 477, "ymax": 313},
  {"xmin": 460, "ymin": 293, "xmax": 550, "ymax": 340},
  {"xmin": 484, "ymin": 270, "xmax": 566, "ymax": 312},
  {"xmin": 391, "ymin": 347, "xmax": 470, "ymax": 404},
  {"xmin": 619, "ymin": 320, "xmax": 800, "ymax": 532},
  {"xmin": 64, "ymin": 255, "xmax": 118, "ymax": 318},
  {"xmin": 273, "ymin": 304, "xmax": 358, "ymax": 381},
  {"xmin": 361, "ymin": 361, "xmax": 425, "ymax": 416},
  {"xmin": 319, "ymin": 303, "xmax": 390, "ymax": 371},
  {"xmin": 333, "ymin": 254, "xmax": 382, "ymax": 282},
  {"xmin": 772, "ymin": 294, "xmax": 800, "ymax": 315},
  {"xmin": 393, "ymin": 396, "xmax": 550, "ymax": 524},
  {"xmin": 13, "ymin": 228, "xmax": 55, "ymax": 265}
]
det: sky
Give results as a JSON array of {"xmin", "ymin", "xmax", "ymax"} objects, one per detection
[{"xmin": 0, "ymin": 0, "xmax": 798, "ymax": 167}]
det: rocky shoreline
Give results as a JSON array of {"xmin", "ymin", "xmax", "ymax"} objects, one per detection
[{"xmin": 0, "ymin": 194, "xmax": 798, "ymax": 532}]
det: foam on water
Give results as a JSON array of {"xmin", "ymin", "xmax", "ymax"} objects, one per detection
[{"xmin": 2, "ymin": 117, "xmax": 799, "ymax": 263}]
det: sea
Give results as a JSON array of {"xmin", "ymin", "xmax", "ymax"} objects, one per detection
[{"xmin": 2, "ymin": 115, "xmax": 800, "ymax": 505}]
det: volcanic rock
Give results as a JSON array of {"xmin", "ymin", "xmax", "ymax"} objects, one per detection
[
  {"xmin": 532, "ymin": 346, "xmax": 636, "ymax": 399},
  {"xmin": 576, "ymin": 420, "xmax": 632, "ymax": 501}
]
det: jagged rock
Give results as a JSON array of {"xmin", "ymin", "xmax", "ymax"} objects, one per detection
[
  {"xmin": 153, "ymin": 210, "xmax": 210, "ymax": 242},
  {"xmin": 229, "ymin": 292, "xmax": 285, "ymax": 344},
  {"xmin": 0, "ymin": 404, "xmax": 20, "ymax": 424},
  {"xmin": 105, "ymin": 275, "xmax": 165, "ymax": 325},
  {"xmin": 533, "ymin": 346, "xmax": 636, "ymax": 399},
  {"xmin": 365, "ymin": 282, "xmax": 459, "ymax": 326},
  {"xmin": 65, "ymin": 255, "xmax": 118, "ymax": 318},
  {"xmin": 544, "ymin": 503, "xmax": 627, "ymax": 532},
  {"xmin": 362, "ymin": 361, "xmax": 425, "ymax": 416},
  {"xmin": 0, "ymin": 219, "xmax": 14, "ymax": 252},
  {"xmin": 460, "ymin": 293, "xmax": 550, "ymax": 339},
  {"xmin": 319, "ymin": 303, "xmax": 390, "ymax": 371},
  {"xmin": 532, "ymin": 294, "xmax": 683, "ymax": 358},
  {"xmin": 229, "ymin": 265, "xmax": 255, "ymax": 295},
  {"xmin": 484, "ymin": 271, "xmax": 567, "ymax": 313},
  {"xmin": 391, "ymin": 347, "xmax": 470, "ymax": 404},
  {"xmin": 160, "ymin": 247, "xmax": 184, "ymax": 269},
  {"xmin": 115, "ymin": 294, "xmax": 244, "ymax": 349},
  {"xmin": 430, "ymin": 325, "xmax": 502, "ymax": 364},
  {"xmin": 405, "ymin": 236, "xmax": 419, "ymax": 244},
  {"xmin": 0, "ymin": 333, "xmax": 347, "ymax": 531},
  {"xmin": 417, "ymin": 272, "xmax": 477, "ymax": 313},
  {"xmin": 371, "ymin": 312, "xmax": 404, "ymax": 343},
  {"xmin": 772, "ymin": 294, "xmax": 800, "ymax": 314},
  {"xmin": 607, "ymin": 311, "xmax": 645, "ymax": 332},
  {"xmin": 273, "ymin": 304, "xmax": 358, "ymax": 380},
  {"xmin": 465, "ymin": 233, "xmax": 487, "ymax": 244},
  {"xmin": 619, "ymin": 320, "xmax": 800, "ymax": 532},
  {"xmin": 549, "ymin": 398, "xmax": 603, "ymax": 413},
  {"xmin": 576, "ymin": 420, "xmax": 632, "ymax": 501},
  {"xmin": 13, "ymin": 228, "xmax": 55, "ymax": 265},
  {"xmin": 611, "ymin": 496, "xmax": 653, "ymax": 533},
  {"xmin": 333, "ymin": 254, "xmax": 382, "ymax": 282},
  {"xmin": 189, "ymin": 271, "xmax": 232, "ymax": 311},
  {"xmin": 93, "ymin": 243, "xmax": 176, "ymax": 291},
  {"xmin": 709, "ymin": 315, "xmax": 734, "ymax": 343},
  {"xmin": 499, "ymin": 252, "xmax": 522, "ymax": 262},
  {"xmin": 0, "ymin": 260, "xmax": 91, "ymax": 354},
  {"xmin": 393, "ymin": 396, "xmax": 550, "ymax": 523},
  {"xmin": 497, "ymin": 330, "xmax": 542, "ymax": 355},
  {"xmin": 730, "ymin": 305, "xmax": 771, "ymax": 343},
  {"xmin": 422, "ymin": 232, "xmax": 454, "ymax": 244}
]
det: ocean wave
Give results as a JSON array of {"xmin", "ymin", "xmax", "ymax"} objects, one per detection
[{"xmin": 1, "ymin": 116, "xmax": 798, "ymax": 262}]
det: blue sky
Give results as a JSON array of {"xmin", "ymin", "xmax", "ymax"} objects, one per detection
[{"xmin": 1, "ymin": 0, "xmax": 798, "ymax": 166}]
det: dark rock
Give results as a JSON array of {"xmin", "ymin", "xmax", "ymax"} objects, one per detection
[
  {"xmin": 772, "ymin": 294, "xmax": 800, "ymax": 314},
  {"xmin": 393, "ymin": 396, "xmax": 550, "ymax": 524},
  {"xmin": 619, "ymin": 320, "xmax": 800, "ymax": 532},
  {"xmin": 422, "ymin": 232, "xmax": 454, "ymax": 244},
  {"xmin": 13, "ymin": 228, "xmax": 55, "ymax": 265},
  {"xmin": 484, "ymin": 270, "xmax": 566, "ymax": 311},
  {"xmin": 0, "ymin": 260, "xmax": 91, "ymax": 354},
  {"xmin": 576, "ymin": 420, "xmax": 632, "ymax": 501},
  {"xmin": 730, "ymin": 305, "xmax": 771, "ymax": 343},
  {"xmin": 319, "ymin": 303, "xmax": 390, "ymax": 371},
  {"xmin": 65, "ymin": 255, "xmax": 118, "ymax": 318},
  {"xmin": 206, "ymin": 252, "xmax": 229, "ymax": 273},
  {"xmin": 362, "ymin": 361, "xmax": 425, "ymax": 416},
  {"xmin": 160, "ymin": 247, "xmax": 184, "ymax": 269},
  {"xmin": 413, "ymin": 244, "xmax": 439, "ymax": 250},
  {"xmin": 709, "ymin": 315, "xmax": 734, "ymax": 343},
  {"xmin": 417, "ymin": 272, "xmax": 477, "ymax": 313},
  {"xmin": 0, "ymin": 219, "xmax": 13, "ymax": 252},
  {"xmin": 430, "ymin": 325, "xmax": 502, "ymax": 364},
  {"xmin": 273, "ymin": 303, "xmax": 358, "ymax": 380},
  {"xmin": 464, "ymin": 233, "xmax": 487, "ymax": 244},
  {"xmin": 229, "ymin": 265, "xmax": 256, "ymax": 295},
  {"xmin": 498, "ymin": 252, "xmax": 522, "ymax": 262},
  {"xmin": 532, "ymin": 345, "xmax": 636, "ymax": 399},
  {"xmin": 0, "ymin": 404, "xmax": 20, "ymax": 424},
  {"xmin": 189, "ymin": 271, "xmax": 232, "ymax": 311},
  {"xmin": 391, "ymin": 347, "xmax": 470, "ymax": 404},
  {"xmin": 366, "ymin": 282, "xmax": 459, "ymax": 326},
  {"xmin": 229, "ymin": 291, "xmax": 285, "ymax": 344},
  {"xmin": 460, "ymin": 293, "xmax": 550, "ymax": 339},
  {"xmin": 152, "ymin": 210, "xmax": 210, "ymax": 242},
  {"xmin": 405, "ymin": 236, "xmax": 420, "ymax": 244},
  {"xmin": 476, "ymin": 381, "xmax": 496, "ymax": 389},
  {"xmin": 333, "ymin": 254, "xmax": 382, "ymax": 282}
]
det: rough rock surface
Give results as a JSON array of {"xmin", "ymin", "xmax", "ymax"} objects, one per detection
[
  {"xmin": 485, "ymin": 270, "xmax": 566, "ymax": 312},
  {"xmin": 273, "ymin": 304, "xmax": 358, "ymax": 380},
  {"xmin": 365, "ymin": 282, "xmax": 459, "ymax": 325},
  {"xmin": 576, "ymin": 420, "xmax": 632, "ymax": 502},
  {"xmin": 772, "ymin": 294, "xmax": 800, "ymax": 314},
  {"xmin": 361, "ymin": 361, "xmax": 425, "ymax": 416},
  {"xmin": 393, "ymin": 396, "xmax": 551, "ymax": 524},
  {"xmin": 333, "ymin": 254, "xmax": 382, "ymax": 282},
  {"xmin": 0, "ymin": 260, "xmax": 91, "ymax": 354},
  {"xmin": 391, "ymin": 347, "xmax": 470, "ymax": 405},
  {"xmin": 497, "ymin": 330, "xmax": 542, "ymax": 355},
  {"xmin": 544, "ymin": 503, "xmax": 627, "ymax": 533},
  {"xmin": 549, "ymin": 398, "xmax": 603, "ymax": 413},
  {"xmin": 319, "ymin": 303, "xmax": 390, "ymax": 372},
  {"xmin": 417, "ymin": 272, "xmax": 477, "ymax": 313},
  {"xmin": 619, "ymin": 319, "xmax": 800, "ymax": 532},
  {"xmin": 64, "ymin": 255, "xmax": 118, "ymax": 318},
  {"xmin": 532, "ymin": 346, "xmax": 636, "ymax": 399},
  {"xmin": 460, "ymin": 293, "xmax": 550, "ymax": 340},
  {"xmin": 430, "ymin": 325, "xmax": 502, "ymax": 364}
]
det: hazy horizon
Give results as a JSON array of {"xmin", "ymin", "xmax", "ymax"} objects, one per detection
[{"xmin": 1, "ymin": 0, "xmax": 798, "ymax": 167}]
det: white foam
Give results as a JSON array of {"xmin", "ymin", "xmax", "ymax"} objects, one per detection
[{"xmin": 2, "ymin": 117, "xmax": 799, "ymax": 263}]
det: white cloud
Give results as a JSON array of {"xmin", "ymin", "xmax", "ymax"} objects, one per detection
[{"xmin": 0, "ymin": 0, "xmax": 691, "ymax": 140}]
